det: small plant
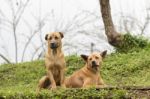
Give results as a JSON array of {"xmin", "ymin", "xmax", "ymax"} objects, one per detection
[{"xmin": 116, "ymin": 33, "xmax": 150, "ymax": 53}]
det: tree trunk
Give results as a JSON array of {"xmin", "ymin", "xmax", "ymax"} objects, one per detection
[{"xmin": 99, "ymin": 0, "xmax": 122, "ymax": 46}]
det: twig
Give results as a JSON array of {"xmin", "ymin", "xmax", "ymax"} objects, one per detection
[{"xmin": 0, "ymin": 53, "xmax": 11, "ymax": 64}]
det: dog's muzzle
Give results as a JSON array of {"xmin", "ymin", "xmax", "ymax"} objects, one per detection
[
  {"xmin": 50, "ymin": 43, "xmax": 58, "ymax": 49},
  {"xmin": 91, "ymin": 61, "xmax": 99, "ymax": 68}
]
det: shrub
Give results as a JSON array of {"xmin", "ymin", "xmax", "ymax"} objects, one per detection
[{"xmin": 116, "ymin": 33, "xmax": 150, "ymax": 53}]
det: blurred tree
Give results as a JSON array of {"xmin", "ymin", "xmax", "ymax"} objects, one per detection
[{"xmin": 99, "ymin": 0, "xmax": 122, "ymax": 46}]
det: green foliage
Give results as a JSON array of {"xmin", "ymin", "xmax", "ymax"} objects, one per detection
[
  {"xmin": 0, "ymin": 60, "xmax": 45, "ymax": 88},
  {"xmin": 65, "ymin": 55, "xmax": 84, "ymax": 75},
  {"xmin": 0, "ymin": 88, "xmax": 128, "ymax": 99},
  {"xmin": 116, "ymin": 33, "xmax": 150, "ymax": 53},
  {"xmin": 102, "ymin": 49, "xmax": 150, "ymax": 86},
  {"xmin": 0, "ymin": 45, "xmax": 150, "ymax": 98}
]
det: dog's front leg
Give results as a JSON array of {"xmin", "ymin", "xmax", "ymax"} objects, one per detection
[
  {"xmin": 60, "ymin": 69, "xmax": 65, "ymax": 88},
  {"xmin": 97, "ymin": 77, "xmax": 107, "ymax": 88},
  {"xmin": 47, "ymin": 70, "xmax": 56, "ymax": 89},
  {"xmin": 82, "ymin": 79, "xmax": 93, "ymax": 88}
]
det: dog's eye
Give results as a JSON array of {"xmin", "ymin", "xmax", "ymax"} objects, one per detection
[
  {"xmin": 89, "ymin": 58, "xmax": 92, "ymax": 60},
  {"xmin": 55, "ymin": 36, "xmax": 58, "ymax": 39},
  {"xmin": 49, "ymin": 37, "xmax": 52, "ymax": 40},
  {"xmin": 95, "ymin": 56, "xmax": 99, "ymax": 59}
]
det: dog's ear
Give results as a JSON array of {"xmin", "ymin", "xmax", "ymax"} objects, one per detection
[
  {"xmin": 45, "ymin": 34, "xmax": 49, "ymax": 40},
  {"xmin": 100, "ymin": 50, "xmax": 107, "ymax": 58},
  {"xmin": 81, "ymin": 54, "xmax": 88, "ymax": 61},
  {"xmin": 59, "ymin": 32, "xmax": 64, "ymax": 38}
]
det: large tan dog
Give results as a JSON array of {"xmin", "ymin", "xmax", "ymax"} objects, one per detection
[
  {"xmin": 65, "ymin": 51, "xmax": 107, "ymax": 88},
  {"xmin": 37, "ymin": 32, "xmax": 66, "ymax": 91}
]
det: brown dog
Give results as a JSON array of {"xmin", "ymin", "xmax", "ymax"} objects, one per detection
[
  {"xmin": 37, "ymin": 32, "xmax": 66, "ymax": 91},
  {"xmin": 65, "ymin": 51, "xmax": 107, "ymax": 88}
]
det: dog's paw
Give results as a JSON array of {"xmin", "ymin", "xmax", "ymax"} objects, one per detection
[
  {"xmin": 51, "ymin": 85, "xmax": 57, "ymax": 90},
  {"xmin": 96, "ymin": 85, "xmax": 107, "ymax": 89},
  {"xmin": 61, "ymin": 83, "xmax": 66, "ymax": 88}
]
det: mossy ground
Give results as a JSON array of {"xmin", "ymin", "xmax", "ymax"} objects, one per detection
[{"xmin": 0, "ymin": 34, "xmax": 150, "ymax": 99}]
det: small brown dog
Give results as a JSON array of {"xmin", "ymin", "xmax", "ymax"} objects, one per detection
[
  {"xmin": 65, "ymin": 51, "xmax": 107, "ymax": 88},
  {"xmin": 37, "ymin": 32, "xmax": 66, "ymax": 91}
]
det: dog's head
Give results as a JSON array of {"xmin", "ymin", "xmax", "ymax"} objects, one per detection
[
  {"xmin": 45, "ymin": 32, "xmax": 64, "ymax": 49},
  {"xmin": 81, "ymin": 50, "xmax": 107, "ymax": 71}
]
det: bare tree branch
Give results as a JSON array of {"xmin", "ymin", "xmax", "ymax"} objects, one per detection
[
  {"xmin": 0, "ymin": 53, "xmax": 11, "ymax": 64},
  {"xmin": 31, "ymin": 42, "xmax": 46, "ymax": 61},
  {"xmin": 140, "ymin": 9, "xmax": 150, "ymax": 35},
  {"xmin": 21, "ymin": 18, "xmax": 46, "ymax": 62},
  {"xmin": 5, "ymin": 0, "xmax": 30, "ymax": 63}
]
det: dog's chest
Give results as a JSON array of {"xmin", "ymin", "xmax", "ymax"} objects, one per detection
[
  {"xmin": 50, "ymin": 59, "xmax": 62, "ymax": 77},
  {"xmin": 47, "ymin": 56, "xmax": 64, "ymax": 68},
  {"xmin": 53, "ymin": 58, "xmax": 63, "ymax": 66},
  {"xmin": 51, "ymin": 66, "xmax": 60, "ymax": 75}
]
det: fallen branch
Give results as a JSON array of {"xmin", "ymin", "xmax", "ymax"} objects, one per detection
[{"xmin": 96, "ymin": 86, "xmax": 150, "ymax": 91}]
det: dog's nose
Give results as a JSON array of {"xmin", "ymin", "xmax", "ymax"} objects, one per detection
[
  {"xmin": 50, "ymin": 43, "xmax": 57, "ymax": 49},
  {"xmin": 92, "ymin": 61, "xmax": 97, "ymax": 66},
  {"xmin": 51, "ymin": 43, "xmax": 55, "ymax": 47}
]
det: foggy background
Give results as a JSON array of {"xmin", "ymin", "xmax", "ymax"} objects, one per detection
[{"xmin": 0, "ymin": 0, "xmax": 150, "ymax": 64}]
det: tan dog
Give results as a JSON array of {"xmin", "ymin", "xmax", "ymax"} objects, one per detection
[
  {"xmin": 37, "ymin": 32, "xmax": 66, "ymax": 91},
  {"xmin": 65, "ymin": 51, "xmax": 107, "ymax": 88}
]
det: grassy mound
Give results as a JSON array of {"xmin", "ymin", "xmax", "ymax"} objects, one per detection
[{"xmin": 0, "ymin": 34, "xmax": 150, "ymax": 98}]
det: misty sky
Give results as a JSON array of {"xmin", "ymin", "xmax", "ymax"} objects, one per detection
[{"xmin": 0, "ymin": 0, "xmax": 150, "ymax": 63}]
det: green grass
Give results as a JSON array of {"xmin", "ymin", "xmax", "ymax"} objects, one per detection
[
  {"xmin": 0, "ymin": 34, "xmax": 150, "ymax": 98},
  {"xmin": 0, "ymin": 47, "xmax": 150, "ymax": 98}
]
